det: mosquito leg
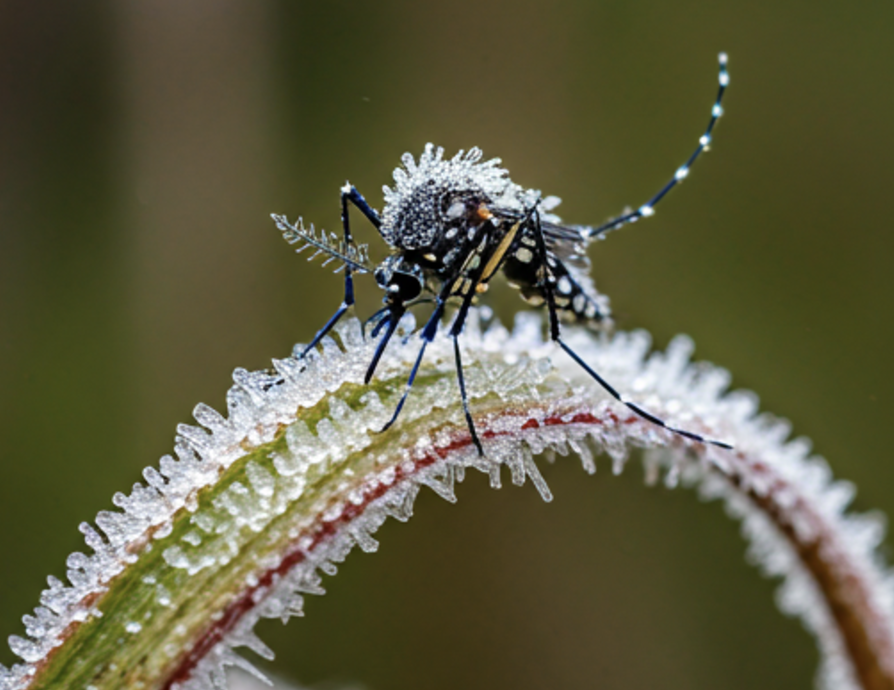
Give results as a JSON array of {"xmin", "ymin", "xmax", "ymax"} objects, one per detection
[
  {"xmin": 298, "ymin": 303, "xmax": 352, "ymax": 359},
  {"xmin": 364, "ymin": 306, "xmax": 392, "ymax": 338},
  {"xmin": 555, "ymin": 339, "xmax": 731, "ymax": 448},
  {"xmin": 436, "ymin": 270, "xmax": 489, "ymax": 452},
  {"xmin": 299, "ymin": 184, "xmax": 381, "ymax": 357},
  {"xmin": 379, "ymin": 300, "xmax": 446, "ymax": 433},
  {"xmin": 532, "ymin": 207, "xmax": 732, "ymax": 449},
  {"xmin": 365, "ymin": 306, "xmax": 405, "ymax": 384},
  {"xmin": 452, "ymin": 334, "xmax": 483, "ymax": 455},
  {"xmin": 340, "ymin": 183, "xmax": 382, "ymax": 231}
]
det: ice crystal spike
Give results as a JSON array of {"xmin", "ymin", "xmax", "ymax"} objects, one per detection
[{"xmin": 2, "ymin": 311, "xmax": 893, "ymax": 690}]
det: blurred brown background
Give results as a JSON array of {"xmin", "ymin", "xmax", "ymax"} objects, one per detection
[{"xmin": 1, "ymin": 1, "xmax": 892, "ymax": 688}]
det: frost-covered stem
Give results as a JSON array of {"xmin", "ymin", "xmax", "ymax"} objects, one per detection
[
  {"xmin": 718, "ymin": 455, "xmax": 894, "ymax": 690},
  {"xmin": 2, "ymin": 312, "xmax": 893, "ymax": 690}
]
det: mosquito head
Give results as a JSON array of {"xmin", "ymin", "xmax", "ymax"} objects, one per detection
[{"xmin": 374, "ymin": 255, "xmax": 424, "ymax": 305}]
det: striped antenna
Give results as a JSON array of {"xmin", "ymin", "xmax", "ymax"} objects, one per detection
[
  {"xmin": 587, "ymin": 52, "xmax": 730, "ymax": 238},
  {"xmin": 272, "ymin": 214, "xmax": 374, "ymax": 274}
]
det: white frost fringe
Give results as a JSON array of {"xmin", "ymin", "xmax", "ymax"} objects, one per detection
[{"xmin": 2, "ymin": 310, "xmax": 892, "ymax": 690}]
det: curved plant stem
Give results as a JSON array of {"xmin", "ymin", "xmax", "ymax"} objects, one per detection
[
  {"xmin": 715, "ymin": 454, "xmax": 894, "ymax": 690},
  {"xmin": 2, "ymin": 312, "xmax": 892, "ymax": 690}
]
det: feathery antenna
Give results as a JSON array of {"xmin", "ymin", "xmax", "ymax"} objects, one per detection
[
  {"xmin": 586, "ymin": 52, "xmax": 730, "ymax": 238},
  {"xmin": 272, "ymin": 213, "xmax": 373, "ymax": 274}
]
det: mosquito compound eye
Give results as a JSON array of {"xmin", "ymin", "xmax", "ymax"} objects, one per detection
[{"xmin": 389, "ymin": 271, "xmax": 422, "ymax": 302}]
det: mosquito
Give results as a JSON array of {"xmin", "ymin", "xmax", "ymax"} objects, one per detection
[{"xmin": 273, "ymin": 53, "xmax": 732, "ymax": 455}]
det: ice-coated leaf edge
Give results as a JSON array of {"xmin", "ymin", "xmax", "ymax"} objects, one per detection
[{"xmin": 2, "ymin": 310, "xmax": 893, "ymax": 690}]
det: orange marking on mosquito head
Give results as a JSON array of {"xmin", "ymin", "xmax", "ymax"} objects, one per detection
[{"xmin": 476, "ymin": 204, "xmax": 493, "ymax": 221}]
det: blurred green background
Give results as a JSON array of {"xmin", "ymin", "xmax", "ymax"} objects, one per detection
[{"xmin": 1, "ymin": 1, "xmax": 893, "ymax": 688}]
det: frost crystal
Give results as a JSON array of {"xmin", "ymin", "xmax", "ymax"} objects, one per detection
[{"xmin": 2, "ymin": 311, "xmax": 892, "ymax": 690}]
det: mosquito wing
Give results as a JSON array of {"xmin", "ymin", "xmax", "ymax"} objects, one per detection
[{"xmin": 540, "ymin": 220, "xmax": 592, "ymax": 271}]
